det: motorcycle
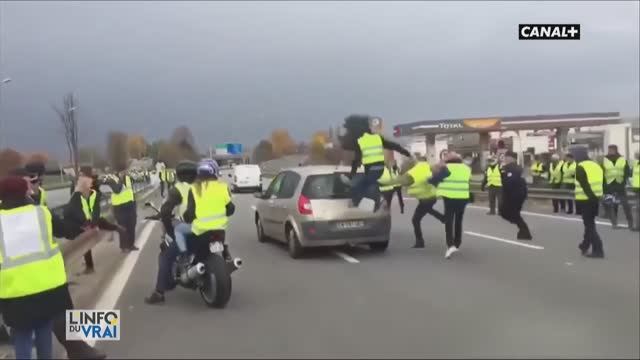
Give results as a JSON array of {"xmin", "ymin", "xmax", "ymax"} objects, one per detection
[{"xmin": 144, "ymin": 201, "xmax": 242, "ymax": 308}]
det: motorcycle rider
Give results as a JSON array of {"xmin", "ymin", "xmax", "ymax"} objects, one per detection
[
  {"xmin": 144, "ymin": 160, "xmax": 198, "ymax": 305},
  {"xmin": 145, "ymin": 159, "xmax": 236, "ymax": 305}
]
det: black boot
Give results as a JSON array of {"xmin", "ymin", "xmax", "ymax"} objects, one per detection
[
  {"xmin": 412, "ymin": 241, "xmax": 425, "ymax": 249},
  {"xmin": 144, "ymin": 291, "xmax": 165, "ymax": 305}
]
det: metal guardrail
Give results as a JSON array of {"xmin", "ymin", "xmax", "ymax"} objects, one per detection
[{"xmin": 53, "ymin": 181, "xmax": 157, "ymax": 264}]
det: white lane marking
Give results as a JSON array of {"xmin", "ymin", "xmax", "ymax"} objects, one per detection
[
  {"xmin": 464, "ymin": 204, "xmax": 629, "ymax": 228},
  {"xmin": 334, "ymin": 251, "xmax": 360, "ymax": 263},
  {"xmin": 465, "ymin": 231, "xmax": 545, "ymax": 250},
  {"xmin": 88, "ymin": 220, "xmax": 157, "ymax": 347}
]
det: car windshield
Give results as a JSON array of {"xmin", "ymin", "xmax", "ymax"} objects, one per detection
[{"xmin": 302, "ymin": 172, "xmax": 364, "ymax": 199}]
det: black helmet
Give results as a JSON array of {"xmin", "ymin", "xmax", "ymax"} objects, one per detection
[{"xmin": 176, "ymin": 160, "xmax": 198, "ymax": 183}]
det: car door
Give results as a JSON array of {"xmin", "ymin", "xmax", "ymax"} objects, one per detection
[
  {"xmin": 258, "ymin": 172, "xmax": 285, "ymax": 237},
  {"xmin": 270, "ymin": 171, "xmax": 302, "ymax": 242}
]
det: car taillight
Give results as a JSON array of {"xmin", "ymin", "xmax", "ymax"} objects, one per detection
[{"xmin": 297, "ymin": 195, "xmax": 313, "ymax": 215}]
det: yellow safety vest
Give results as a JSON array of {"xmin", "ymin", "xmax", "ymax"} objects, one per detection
[
  {"xmin": 530, "ymin": 161, "xmax": 544, "ymax": 177},
  {"xmin": 166, "ymin": 170, "xmax": 176, "ymax": 183},
  {"xmin": 549, "ymin": 161, "xmax": 564, "ymax": 184},
  {"xmin": 0, "ymin": 205, "xmax": 67, "ymax": 299},
  {"xmin": 38, "ymin": 187, "xmax": 48, "ymax": 206},
  {"xmin": 378, "ymin": 167, "xmax": 395, "ymax": 192},
  {"xmin": 575, "ymin": 160, "xmax": 603, "ymax": 201},
  {"xmin": 191, "ymin": 181, "xmax": 230, "ymax": 236},
  {"xmin": 357, "ymin": 133, "xmax": 384, "ymax": 165},
  {"xmin": 81, "ymin": 190, "xmax": 97, "ymax": 221},
  {"xmin": 407, "ymin": 162, "xmax": 437, "ymax": 199},
  {"xmin": 603, "ymin": 157, "xmax": 627, "ymax": 184},
  {"xmin": 391, "ymin": 167, "xmax": 401, "ymax": 188},
  {"xmin": 632, "ymin": 160, "xmax": 639, "ymax": 189},
  {"xmin": 486, "ymin": 165, "xmax": 502, "ymax": 187},
  {"xmin": 437, "ymin": 163, "xmax": 471, "ymax": 199},
  {"xmin": 562, "ymin": 161, "xmax": 576, "ymax": 184},
  {"xmin": 174, "ymin": 182, "xmax": 191, "ymax": 220},
  {"xmin": 111, "ymin": 175, "xmax": 134, "ymax": 206}
]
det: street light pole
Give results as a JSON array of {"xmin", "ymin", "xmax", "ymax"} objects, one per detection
[{"xmin": 0, "ymin": 77, "xmax": 12, "ymax": 149}]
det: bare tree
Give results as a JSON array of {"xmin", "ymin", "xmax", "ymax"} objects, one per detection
[{"xmin": 53, "ymin": 93, "xmax": 80, "ymax": 175}]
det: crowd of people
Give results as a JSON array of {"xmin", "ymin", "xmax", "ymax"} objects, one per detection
[
  {"xmin": 0, "ymin": 161, "xmax": 151, "ymax": 359},
  {"xmin": 345, "ymin": 116, "xmax": 639, "ymax": 260}
]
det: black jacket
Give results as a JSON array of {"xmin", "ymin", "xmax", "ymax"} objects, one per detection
[
  {"xmin": 350, "ymin": 134, "xmax": 411, "ymax": 177},
  {"xmin": 64, "ymin": 191, "xmax": 119, "ymax": 239},
  {"xmin": 158, "ymin": 187, "xmax": 183, "ymax": 240},
  {"xmin": 501, "ymin": 163, "xmax": 527, "ymax": 201}
]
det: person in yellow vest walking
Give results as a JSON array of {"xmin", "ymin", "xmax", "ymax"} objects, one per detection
[
  {"xmin": 631, "ymin": 151, "xmax": 639, "ymax": 231},
  {"xmin": 378, "ymin": 161, "xmax": 405, "ymax": 213},
  {"xmin": 602, "ymin": 145, "xmax": 633, "ymax": 229},
  {"xmin": 562, "ymin": 153, "xmax": 577, "ymax": 214},
  {"xmin": 548, "ymin": 154, "xmax": 566, "ymax": 213},
  {"xmin": 145, "ymin": 161, "xmax": 199, "ymax": 305},
  {"xmin": 159, "ymin": 166, "xmax": 167, "ymax": 198},
  {"xmin": 104, "ymin": 168, "xmax": 139, "ymax": 252},
  {"xmin": 573, "ymin": 148, "xmax": 605, "ymax": 258},
  {"xmin": 0, "ymin": 176, "xmax": 73, "ymax": 359},
  {"xmin": 380, "ymin": 155, "xmax": 445, "ymax": 248},
  {"xmin": 481, "ymin": 155, "xmax": 502, "ymax": 215},
  {"xmin": 530, "ymin": 155, "xmax": 546, "ymax": 185},
  {"xmin": 429, "ymin": 152, "xmax": 472, "ymax": 259}
]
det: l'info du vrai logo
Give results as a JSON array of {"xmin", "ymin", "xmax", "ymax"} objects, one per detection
[
  {"xmin": 519, "ymin": 24, "xmax": 581, "ymax": 40},
  {"xmin": 66, "ymin": 310, "xmax": 120, "ymax": 341}
]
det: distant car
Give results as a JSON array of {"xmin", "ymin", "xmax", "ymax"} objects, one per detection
[
  {"xmin": 230, "ymin": 164, "xmax": 262, "ymax": 193},
  {"xmin": 253, "ymin": 166, "xmax": 391, "ymax": 258}
]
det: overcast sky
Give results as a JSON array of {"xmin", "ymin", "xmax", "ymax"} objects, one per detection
[{"xmin": 0, "ymin": 1, "xmax": 638, "ymax": 159}]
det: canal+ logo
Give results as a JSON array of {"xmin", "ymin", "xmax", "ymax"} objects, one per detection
[
  {"xmin": 519, "ymin": 24, "xmax": 581, "ymax": 40},
  {"xmin": 65, "ymin": 310, "xmax": 120, "ymax": 341}
]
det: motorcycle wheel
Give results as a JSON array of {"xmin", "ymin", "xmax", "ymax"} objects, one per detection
[{"xmin": 199, "ymin": 253, "xmax": 232, "ymax": 308}]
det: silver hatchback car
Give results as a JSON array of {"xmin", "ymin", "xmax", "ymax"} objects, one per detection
[{"xmin": 253, "ymin": 166, "xmax": 391, "ymax": 258}]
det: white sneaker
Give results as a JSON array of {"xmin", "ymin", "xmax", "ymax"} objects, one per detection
[
  {"xmin": 445, "ymin": 246, "xmax": 458, "ymax": 259},
  {"xmin": 358, "ymin": 198, "xmax": 376, "ymax": 212}
]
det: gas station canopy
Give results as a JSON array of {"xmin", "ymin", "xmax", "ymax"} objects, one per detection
[{"xmin": 393, "ymin": 112, "xmax": 622, "ymax": 137}]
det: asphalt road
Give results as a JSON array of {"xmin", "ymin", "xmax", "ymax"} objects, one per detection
[{"xmin": 97, "ymin": 185, "xmax": 639, "ymax": 359}]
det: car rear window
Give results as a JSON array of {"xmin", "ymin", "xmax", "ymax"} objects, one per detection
[{"xmin": 302, "ymin": 172, "xmax": 364, "ymax": 199}]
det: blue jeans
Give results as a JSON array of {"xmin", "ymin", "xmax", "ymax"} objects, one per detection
[
  {"xmin": 350, "ymin": 167, "xmax": 384, "ymax": 208},
  {"xmin": 11, "ymin": 319, "xmax": 53, "ymax": 359},
  {"xmin": 174, "ymin": 222, "xmax": 191, "ymax": 253},
  {"xmin": 156, "ymin": 240, "xmax": 179, "ymax": 292}
]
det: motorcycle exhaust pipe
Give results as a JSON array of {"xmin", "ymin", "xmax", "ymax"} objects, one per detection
[{"xmin": 186, "ymin": 262, "xmax": 206, "ymax": 280}]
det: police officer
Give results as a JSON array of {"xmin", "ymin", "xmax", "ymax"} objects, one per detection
[
  {"xmin": 429, "ymin": 152, "xmax": 471, "ymax": 259},
  {"xmin": 562, "ymin": 153, "xmax": 577, "ymax": 214},
  {"xmin": 548, "ymin": 153, "xmax": 565, "ymax": 213},
  {"xmin": 602, "ymin": 145, "xmax": 633, "ymax": 229},
  {"xmin": 0, "ymin": 176, "xmax": 72, "ymax": 360},
  {"xmin": 530, "ymin": 154, "xmax": 545, "ymax": 185},
  {"xmin": 481, "ymin": 155, "xmax": 502, "ymax": 215},
  {"xmin": 631, "ymin": 151, "xmax": 639, "ymax": 231},
  {"xmin": 499, "ymin": 151, "xmax": 532, "ymax": 240},
  {"xmin": 104, "ymin": 168, "xmax": 139, "ymax": 252},
  {"xmin": 381, "ymin": 156, "xmax": 444, "ymax": 248},
  {"xmin": 145, "ymin": 161, "xmax": 198, "ymax": 305},
  {"xmin": 346, "ymin": 116, "xmax": 412, "ymax": 211},
  {"xmin": 573, "ymin": 148, "xmax": 605, "ymax": 258}
]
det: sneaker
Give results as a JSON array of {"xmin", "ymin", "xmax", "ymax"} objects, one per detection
[
  {"xmin": 144, "ymin": 291, "xmax": 165, "ymax": 305},
  {"xmin": 445, "ymin": 246, "xmax": 458, "ymax": 259},
  {"xmin": 586, "ymin": 252, "xmax": 605, "ymax": 259}
]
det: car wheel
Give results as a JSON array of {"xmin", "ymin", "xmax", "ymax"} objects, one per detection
[
  {"xmin": 287, "ymin": 226, "xmax": 304, "ymax": 259},
  {"xmin": 256, "ymin": 216, "xmax": 267, "ymax": 243},
  {"xmin": 369, "ymin": 240, "xmax": 389, "ymax": 252}
]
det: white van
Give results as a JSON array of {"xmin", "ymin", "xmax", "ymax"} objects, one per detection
[{"xmin": 230, "ymin": 164, "xmax": 262, "ymax": 193}]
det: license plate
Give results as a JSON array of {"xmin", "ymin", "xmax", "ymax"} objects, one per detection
[
  {"xmin": 336, "ymin": 221, "xmax": 364, "ymax": 230},
  {"xmin": 210, "ymin": 242, "xmax": 224, "ymax": 253}
]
